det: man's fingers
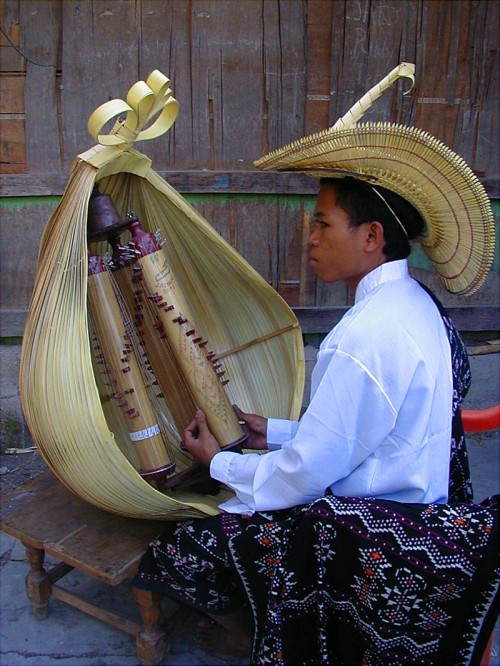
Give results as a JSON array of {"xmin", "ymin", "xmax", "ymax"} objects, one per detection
[
  {"xmin": 185, "ymin": 416, "xmax": 198, "ymax": 433},
  {"xmin": 233, "ymin": 404, "xmax": 250, "ymax": 425},
  {"xmin": 183, "ymin": 414, "xmax": 202, "ymax": 449},
  {"xmin": 181, "ymin": 410, "xmax": 221, "ymax": 467},
  {"xmin": 195, "ymin": 409, "xmax": 210, "ymax": 433}
]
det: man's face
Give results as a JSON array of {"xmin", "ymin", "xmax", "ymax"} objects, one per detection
[{"xmin": 309, "ymin": 184, "xmax": 373, "ymax": 289}]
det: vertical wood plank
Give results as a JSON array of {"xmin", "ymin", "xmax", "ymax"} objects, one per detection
[
  {"xmin": 275, "ymin": 195, "xmax": 308, "ymax": 305},
  {"xmin": 189, "ymin": 0, "xmax": 266, "ymax": 170},
  {"xmin": 186, "ymin": 194, "xmax": 232, "ymax": 245},
  {"xmin": 20, "ymin": 0, "xmax": 61, "ymax": 171},
  {"xmin": 414, "ymin": 0, "xmax": 498, "ymax": 174},
  {"xmin": 0, "ymin": 118, "xmax": 25, "ymax": 172},
  {"xmin": 305, "ymin": 0, "xmax": 333, "ymax": 134},
  {"xmin": 0, "ymin": 76, "xmax": 24, "ymax": 113},
  {"xmin": 186, "ymin": 1, "xmax": 212, "ymax": 169},
  {"xmin": 299, "ymin": 205, "xmax": 316, "ymax": 306},
  {"xmin": 329, "ymin": 0, "xmax": 417, "ymax": 126},
  {"xmin": 0, "ymin": 1, "xmax": 24, "ymax": 175},
  {"xmin": 0, "ymin": 199, "xmax": 59, "ymax": 312},
  {"xmin": 471, "ymin": 1, "xmax": 498, "ymax": 175},
  {"xmin": 233, "ymin": 198, "xmax": 279, "ymax": 284},
  {"xmin": 448, "ymin": 0, "xmax": 498, "ymax": 174},
  {"xmin": 415, "ymin": 0, "xmax": 463, "ymax": 149},
  {"xmin": 138, "ymin": 0, "xmax": 192, "ymax": 169},
  {"xmin": 364, "ymin": 0, "xmax": 417, "ymax": 124},
  {"xmin": 0, "ymin": 0, "xmax": 20, "ymax": 47},
  {"xmin": 188, "ymin": 196, "xmax": 278, "ymax": 287},
  {"xmin": 0, "ymin": 2, "xmax": 25, "ymax": 74},
  {"xmin": 261, "ymin": 0, "xmax": 307, "ymax": 156},
  {"xmin": 60, "ymin": 0, "xmax": 140, "ymax": 167}
]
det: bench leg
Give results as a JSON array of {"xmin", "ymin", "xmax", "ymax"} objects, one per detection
[
  {"xmin": 133, "ymin": 587, "xmax": 166, "ymax": 666},
  {"xmin": 24, "ymin": 544, "xmax": 52, "ymax": 620}
]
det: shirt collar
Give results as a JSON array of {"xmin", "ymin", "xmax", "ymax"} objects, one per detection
[{"xmin": 355, "ymin": 259, "xmax": 410, "ymax": 304}]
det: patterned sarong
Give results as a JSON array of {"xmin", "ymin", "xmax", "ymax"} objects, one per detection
[
  {"xmin": 229, "ymin": 495, "xmax": 499, "ymax": 665},
  {"xmin": 134, "ymin": 495, "xmax": 499, "ymax": 664}
]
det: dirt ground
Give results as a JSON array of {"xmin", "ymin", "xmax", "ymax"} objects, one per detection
[{"xmin": 0, "ymin": 447, "xmax": 48, "ymax": 496}]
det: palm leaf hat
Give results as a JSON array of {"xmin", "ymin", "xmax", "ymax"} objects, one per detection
[{"xmin": 255, "ymin": 63, "xmax": 495, "ymax": 296}]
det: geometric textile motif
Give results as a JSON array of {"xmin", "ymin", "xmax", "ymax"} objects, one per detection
[{"xmin": 230, "ymin": 495, "xmax": 499, "ymax": 665}]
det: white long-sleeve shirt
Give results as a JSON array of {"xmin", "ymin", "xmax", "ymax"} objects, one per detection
[{"xmin": 211, "ymin": 260, "xmax": 453, "ymax": 514}]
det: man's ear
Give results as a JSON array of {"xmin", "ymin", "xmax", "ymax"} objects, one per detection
[{"xmin": 365, "ymin": 221, "xmax": 385, "ymax": 253}]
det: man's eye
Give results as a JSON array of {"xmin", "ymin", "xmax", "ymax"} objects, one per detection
[{"xmin": 311, "ymin": 219, "xmax": 327, "ymax": 229}]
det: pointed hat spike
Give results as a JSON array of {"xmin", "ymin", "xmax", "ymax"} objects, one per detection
[{"xmin": 331, "ymin": 62, "xmax": 415, "ymax": 131}]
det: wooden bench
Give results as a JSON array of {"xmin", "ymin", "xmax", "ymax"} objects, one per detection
[{"xmin": 0, "ymin": 471, "xmax": 168, "ymax": 665}]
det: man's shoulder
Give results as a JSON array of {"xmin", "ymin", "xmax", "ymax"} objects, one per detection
[{"xmin": 333, "ymin": 278, "xmax": 444, "ymax": 353}]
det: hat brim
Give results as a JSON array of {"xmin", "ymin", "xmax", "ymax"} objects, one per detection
[{"xmin": 255, "ymin": 122, "xmax": 495, "ymax": 296}]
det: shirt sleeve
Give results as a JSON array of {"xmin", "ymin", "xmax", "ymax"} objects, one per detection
[
  {"xmin": 266, "ymin": 418, "xmax": 300, "ymax": 451},
  {"xmin": 210, "ymin": 349, "xmax": 398, "ymax": 513}
]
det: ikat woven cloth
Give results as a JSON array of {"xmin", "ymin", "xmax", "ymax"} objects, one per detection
[{"xmin": 230, "ymin": 494, "xmax": 499, "ymax": 665}]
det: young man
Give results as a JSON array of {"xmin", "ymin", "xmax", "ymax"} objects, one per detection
[
  {"xmin": 133, "ymin": 177, "xmax": 461, "ymax": 658},
  {"xmin": 134, "ymin": 66, "xmax": 495, "ymax": 661},
  {"xmin": 184, "ymin": 177, "xmax": 453, "ymax": 513}
]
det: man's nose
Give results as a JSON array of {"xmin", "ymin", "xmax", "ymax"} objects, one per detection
[{"xmin": 309, "ymin": 228, "xmax": 320, "ymax": 247}]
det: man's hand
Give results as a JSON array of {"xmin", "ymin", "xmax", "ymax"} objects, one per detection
[
  {"xmin": 233, "ymin": 405, "xmax": 268, "ymax": 450},
  {"xmin": 183, "ymin": 410, "xmax": 221, "ymax": 467}
]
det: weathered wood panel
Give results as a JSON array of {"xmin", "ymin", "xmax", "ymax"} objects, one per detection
[
  {"xmin": 0, "ymin": 0, "xmax": 498, "ymax": 331},
  {"xmin": 0, "ymin": 1, "xmax": 24, "ymax": 172},
  {"xmin": 1, "ymin": 171, "xmax": 498, "ymax": 199},
  {"xmin": 329, "ymin": 0, "xmax": 418, "ymax": 127},
  {"xmin": 0, "ymin": 76, "xmax": 23, "ymax": 113},
  {"xmin": 447, "ymin": 0, "xmax": 498, "ymax": 175},
  {"xmin": 138, "ymin": 0, "xmax": 191, "ymax": 168},
  {"xmin": 1, "ymin": 0, "xmax": 498, "ymax": 176},
  {"xmin": 0, "ymin": 118, "xmax": 25, "ymax": 173},
  {"xmin": 60, "ymin": 0, "xmax": 140, "ymax": 166},
  {"xmin": 275, "ymin": 196, "xmax": 307, "ymax": 303},
  {"xmin": 187, "ymin": 194, "xmax": 308, "ymax": 304},
  {"xmin": 0, "ymin": 44, "xmax": 25, "ymax": 73},
  {"xmin": 3, "ymin": 303, "xmax": 498, "ymax": 340},
  {"xmin": 295, "ymin": 305, "xmax": 500, "ymax": 335},
  {"xmin": 305, "ymin": 0, "xmax": 333, "ymax": 135},
  {"xmin": 0, "ymin": 0, "xmax": 21, "ymax": 60},
  {"xmin": 415, "ymin": 0, "xmax": 498, "ymax": 175},
  {"xmin": 261, "ymin": 0, "xmax": 307, "ymax": 156},
  {"xmin": 20, "ymin": 0, "xmax": 61, "ymax": 171},
  {"xmin": 4, "ymin": 192, "xmax": 493, "ymax": 327},
  {"xmin": 190, "ymin": 0, "xmax": 264, "ymax": 169},
  {"xmin": 0, "ymin": 198, "xmax": 58, "ymax": 315}
]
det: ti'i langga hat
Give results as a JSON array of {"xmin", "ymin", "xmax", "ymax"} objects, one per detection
[{"xmin": 254, "ymin": 63, "xmax": 495, "ymax": 296}]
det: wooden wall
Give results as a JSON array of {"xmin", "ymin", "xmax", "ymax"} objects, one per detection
[{"xmin": 0, "ymin": 0, "xmax": 498, "ymax": 337}]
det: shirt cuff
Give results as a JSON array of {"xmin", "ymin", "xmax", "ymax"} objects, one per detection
[
  {"xmin": 210, "ymin": 450, "xmax": 238, "ymax": 483},
  {"xmin": 267, "ymin": 418, "xmax": 299, "ymax": 450}
]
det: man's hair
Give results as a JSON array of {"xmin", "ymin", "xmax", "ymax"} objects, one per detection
[{"xmin": 319, "ymin": 177, "xmax": 425, "ymax": 261}]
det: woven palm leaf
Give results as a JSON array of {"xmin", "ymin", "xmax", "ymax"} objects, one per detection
[
  {"xmin": 19, "ymin": 72, "xmax": 305, "ymax": 520},
  {"xmin": 255, "ymin": 63, "xmax": 495, "ymax": 296}
]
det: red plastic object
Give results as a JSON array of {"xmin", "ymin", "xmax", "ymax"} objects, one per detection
[
  {"xmin": 480, "ymin": 632, "xmax": 494, "ymax": 666},
  {"xmin": 462, "ymin": 404, "xmax": 499, "ymax": 665},
  {"xmin": 462, "ymin": 405, "xmax": 500, "ymax": 432}
]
